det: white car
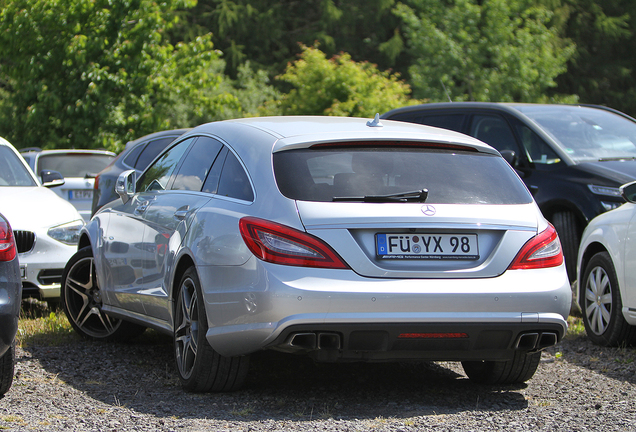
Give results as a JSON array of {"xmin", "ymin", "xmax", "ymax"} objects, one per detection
[
  {"xmin": 21, "ymin": 149, "xmax": 116, "ymax": 221},
  {"xmin": 0, "ymin": 137, "xmax": 84, "ymax": 300},
  {"xmin": 62, "ymin": 116, "xmax": 571, "ymax": 392},
  {"xmin": 577, "ymin": 182, "xmax": 636, "ymax": 346}
]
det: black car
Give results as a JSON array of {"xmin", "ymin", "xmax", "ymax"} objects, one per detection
[
  {"xmin": 382, "ymin": 103, "xmax": 636, "ymax": 281},
  {"xmin": 91, "ymin": 129, "xmax": 189, "ymax": 216},
  {"xmin": 0, "ymin": 212, "xmax": 21, "ymax": 396}
]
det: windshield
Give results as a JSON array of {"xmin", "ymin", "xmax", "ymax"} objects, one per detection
[
  {"xmin": 0, "ymin": 146, "xmax": 37, "ymax": 186},
  {"xmin": 513, "ymin": 105, "xmax": 636, "ymax": 162},
  {"xmin": 37, "ymin": 153, "xmax": 114, "ymax": 178},
  {"xmin": 274, "ymin": 146, "xmax": 532, "ymax": 204}
]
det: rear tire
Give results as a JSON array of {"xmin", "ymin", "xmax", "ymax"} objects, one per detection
[
  {"xmin": 551, "ymin": 211, "xmax": 579, "ymax": 282},
  {"xmin": 462, "ymin": 351, "xmax": 541, "ymax": 384},
  {"xmin": 580, "ymin": 252, "xmax": 636, "ymax": 346},
  {"xmin": 174, "ymin": 267, "xmax": 249, "ymax": 392},
  {"xmin": 61, "ymin": 246, "xmax": 145, "ymax": 341},
  {"xmin": 0, "ymin": 342, "xmax": 15, "ymax": 396}
]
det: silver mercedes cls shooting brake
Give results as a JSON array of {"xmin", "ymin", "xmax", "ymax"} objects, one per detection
[{"xmin": 61, "ymin": 116, "xmax": 571, "ymax": 392}]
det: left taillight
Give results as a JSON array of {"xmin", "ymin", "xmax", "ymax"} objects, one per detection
[
  {"xmin": 0, "ymin": 219, "xmax": 17, "ymax": 262},
  {"xmin": 508, "ymin": 223, "xmax": 563, "ymax": 270},
  {"xmin": 239, "ymin": 217, "xmax": 350, "ymax": 269}
]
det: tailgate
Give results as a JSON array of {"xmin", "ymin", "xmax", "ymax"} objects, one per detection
[{"xmin": 296, "ymin": 201, "xmax": 540, "ymax": 278}]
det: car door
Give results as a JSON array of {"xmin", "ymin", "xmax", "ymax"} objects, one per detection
[
  {"xmin": 137, "ymin": 136, "xmax": 224, "ymax": 320},
  {"xmin": 101, "ymin": 137, "xmax": 196, "ymax": 315}
]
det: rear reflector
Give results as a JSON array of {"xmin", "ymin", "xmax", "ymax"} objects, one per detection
[{"xmin": 398, "ymin": 332, "xmax": 469, "ymax": 339}]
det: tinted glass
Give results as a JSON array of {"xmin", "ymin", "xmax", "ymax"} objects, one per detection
[
  {"xmin": 201, "ymin": 147, "xmax": 228, "ymax": 194},
  {"xmin": 0, "ymin": 147, "xmax": 37, "ymax": 187},
  {"xmin": 470, "ymin": 115, "xmax": 519, "ymax": 153},
  {"xmin": 135, "ymin": 137, "xmax": 178, "ymax": 170},
  {"xmin": 171, "ymin": 137, "xmax": 223, "ymax": 191},
  {"xmin": 217, "ymin": 152, "xmax": 254, "ymax": 201},
  {"xmin": 36, "ymin": 153, "xmax": 114, "ymax": 177},
  {"xmin": 274, "ymin": 146, "xmax": 532, "ymax": 204},
  {"xmin": 515, "ymin": 124, "xmax": 561, "ymax": 165},
  {"xmin": 123, "ymin": 143, "xmax": 146, "ymax": 167},
  {"xmin": 137, "ymin": 138, "xmax": 195, "ymax": 192},
  {"xmin": 513, "ymin": 105, "xmax": 636, "ymax": 162}
]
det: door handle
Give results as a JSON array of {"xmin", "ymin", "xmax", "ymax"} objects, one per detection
[
  {"xmin": 134, "ymin": 201, "xmax": 149, "ymax": 215},
  {"xmin": 174, "ymin": 205, "xmax": 190, "ymax": 220}
]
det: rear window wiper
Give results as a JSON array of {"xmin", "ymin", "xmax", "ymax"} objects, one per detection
[{"xmin": 333, "ymin": 189, "xmax": 428, "ymax": 203}]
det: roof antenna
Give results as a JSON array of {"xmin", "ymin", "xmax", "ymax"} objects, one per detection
[
  {"xmin": 440, "ymin": 79, "xmax": 452, "ymax": 102},
  {"xmin": 366, "ymin": 113, "xmax": 383, "ymax": 127}
]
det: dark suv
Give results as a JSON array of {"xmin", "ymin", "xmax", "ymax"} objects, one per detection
[{"xmin": 382, "ymin": 103, "xmax": 636, "ymax": 281}]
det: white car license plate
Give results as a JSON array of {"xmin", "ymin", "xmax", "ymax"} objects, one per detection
[
  {"xmin": 69, "ymin": 190, "xmax": 93, "ymax": 200},
  {"xmin": 376, "ymin": 233, "xmax": 479, "ymax": 260}
]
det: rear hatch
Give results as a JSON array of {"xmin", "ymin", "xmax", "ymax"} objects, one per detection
[{"xmin": 273, "ymin": 142, "xmax": 539, "ymax": 278}]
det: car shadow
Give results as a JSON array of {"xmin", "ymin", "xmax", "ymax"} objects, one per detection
[{"xmin": 18, "ymin": 329, "xmax": 531, "ymax": 421}]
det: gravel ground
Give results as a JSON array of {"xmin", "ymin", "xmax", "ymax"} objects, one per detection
[{"xmin": 0, "ymin": 328, "xmax": 635, "ymax": 431}]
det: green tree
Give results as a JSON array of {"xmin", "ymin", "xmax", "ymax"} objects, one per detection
[
  {"xmin": 554, "ymin": 0, "xmax": 636, "ymax": 116},
  {"xmin": 397, "ymin": 0, "xmax": 577, "ymax": 103},
  {"xmin": 0, "ymin": 0, "xmax": 236, "ymax": 151},
  {"xmin": 275, "ymin": 45, "xmax": 416, "ymax": 117},
  {"xmin": 176, "ymin": 0, "xmax": 408, "ymax": 79}
]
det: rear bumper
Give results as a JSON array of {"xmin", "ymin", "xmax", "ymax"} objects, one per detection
[{"xmin": 201, "ymin": 261, "xmax": 571, "ymax": 359}]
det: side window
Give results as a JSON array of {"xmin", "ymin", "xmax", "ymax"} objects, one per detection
[
  {"xmin": 217, "ymin": 151, "xmax": 254, "ymax": 201},
  {"xmin": 123, "ymin": 143, "xmax": 145, "ymax": 168},
  {"xmin": 202, "ymin": 147, "xmax": 228, "ymax": 194},
  {"xmin": 470, "ymin": 115, "xmax": 519, "ymax": 153},
  {"xmin": 418, "ymin": 114, "xmax": 466, "ymax": 133},
  {"xmin": 137, "ymin": 138, "xmax": 195, "ymax": 192},
  {"xmin": 135, "ymin": 136, "xmax": 178, "ymax": 170},
  {"xmin": 516, "ymin": 125, "xmax": 561, "ymax": 165},
  {"xmin": 171, "ymin": 137, "xmax": 223, "ymax": 191}
]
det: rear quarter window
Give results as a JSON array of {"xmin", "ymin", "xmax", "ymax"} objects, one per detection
[{"xmin": 273, "ymin": 145, "xmax": 532, "ymax": 204}]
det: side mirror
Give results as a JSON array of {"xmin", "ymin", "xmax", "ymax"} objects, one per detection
[
  {"xmin": 500, "ymin": 150, "xmax": 517, "ymax": 167},
  {"xmin": 620, "ymin": 181, "xmax": 636, "ymax": 204},
  {"xmin": 40, "ymin": 170, "xmax": 65, "ymax": 188},
  {"xmin": 116, "ymin": 169, "xmax": 137, "ymax": 204}
]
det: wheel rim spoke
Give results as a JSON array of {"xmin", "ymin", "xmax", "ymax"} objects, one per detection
[
  {"xmin": 175, "ymin": 277, "xmax": 199, "ymax": 379},
  {"xmin": 584, "ymin": 266, "xmax": 613, "ymax": 335},
  {"xmin": 64, "ymin": 255, "xmax": 120, "ymax": 338}
]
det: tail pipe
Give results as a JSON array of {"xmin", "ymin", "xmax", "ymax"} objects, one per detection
[
  {"xmin": 286, "ymin": 332, "xmax": 341, "ymax": 350},
  {"xmin": 515, "ymin": 331, "xmax": 559, "ymax": 351}
]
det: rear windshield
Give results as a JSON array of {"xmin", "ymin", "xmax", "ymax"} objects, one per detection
[
  {"xmin": 273, "ymin": 146, "xmax": 532, "ymax": 204},
  {"xmin": 37, "ymin": 153, "xmax": 114, "ymax": 178}
]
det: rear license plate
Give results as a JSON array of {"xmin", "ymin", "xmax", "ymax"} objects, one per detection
[
  {"xmin": 69, "ymin": 190, "xmax": 93, "ymax": 200},
  {"xmin": 376, "ymin": 233, "xmax": 479, "ymax": 260}
]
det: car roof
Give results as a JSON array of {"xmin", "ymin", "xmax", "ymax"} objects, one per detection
[
  {"xmin": 185, "ymin": 116, "xmax": 499, "ymax": 155},
  {"xmin": 381, "ymin": 102, "xmax": 636, "ymax": 121},
  {"xmin": 124, "ymin": 128, "xmax": 191, "ymax": 149}
]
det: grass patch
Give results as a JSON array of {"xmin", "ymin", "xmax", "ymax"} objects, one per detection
[
  {"xmin": 17, "ymin": 300, "xmax": 75, "ymax": 347},
  {"xmin": 566, "ymin": 316, "xmax": 586, "ymax": 338}
]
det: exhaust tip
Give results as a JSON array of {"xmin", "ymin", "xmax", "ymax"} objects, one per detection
[
  {"xmin": 288, "ymin": 332, "xmax": 317, "ymax": 350},
  {"xmin": 537, "ymin": 332, "xmax": 558, "ymax": 349},
  {"xmin": 516, "ymin": 333, "xmax": 539, "ymax": 350}
]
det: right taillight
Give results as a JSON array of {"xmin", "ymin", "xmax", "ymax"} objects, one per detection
[
  {"xmin": 0, "ymin": 219, "xmax": 17, "ymax": 262},
  {"xmin": 508, "ymin": 223, "xmax": 563, "ymax": 270}
]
